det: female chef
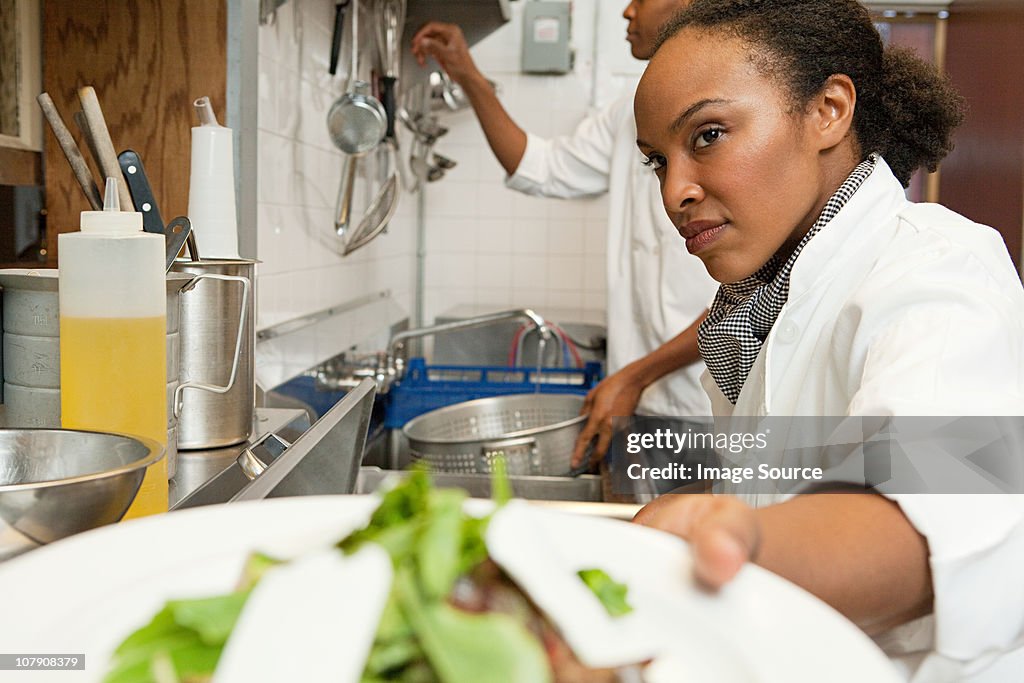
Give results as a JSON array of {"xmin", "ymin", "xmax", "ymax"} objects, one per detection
[{"xmin": 631, "ymin": 0, "xmax": 1024, "ymax": 679}]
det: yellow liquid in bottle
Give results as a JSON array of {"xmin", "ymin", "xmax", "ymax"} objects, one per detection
[{"xmin": 60, "ymin": 316, "xmax": 167, "ymax": 519}]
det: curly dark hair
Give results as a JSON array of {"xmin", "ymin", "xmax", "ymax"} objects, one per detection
[{"xmin": 656, "ymin": 0, "xmax": 965, "ymax": 187}]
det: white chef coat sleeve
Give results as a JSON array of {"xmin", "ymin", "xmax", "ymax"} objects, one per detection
[
  {"xmin": 841, "ymin": 226, "xmax": 1024, "ymax": 673},
  {"xmin": 886, "ymin": 494, "xmax": 1024, "ymax": 674},
  {"xmin": 505, "ymin": 96, "xmax": 630, "ymax": 199}
]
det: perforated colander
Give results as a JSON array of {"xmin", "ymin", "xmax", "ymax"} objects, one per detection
[{"xmin": 401, "ymin": 394, "xmax": 587, "ymax": 476}]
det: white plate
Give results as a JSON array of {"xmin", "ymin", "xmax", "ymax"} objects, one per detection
[{"xmin": 0, "ymin": 496, "xmax": 902, "ymax": 683}]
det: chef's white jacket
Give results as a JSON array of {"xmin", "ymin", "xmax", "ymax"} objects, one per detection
[
  {"xmin": 707, "ymin": 158, "xmax": 1024, "ymax": 681},
  {"xmin": 506, "ymin": 95, "xmax": 718, "ymax": 417}
]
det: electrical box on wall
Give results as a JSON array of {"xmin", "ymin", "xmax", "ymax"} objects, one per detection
[{"xmin": 521, "ymin": 1, "xmax": 572, "ymax": 74}]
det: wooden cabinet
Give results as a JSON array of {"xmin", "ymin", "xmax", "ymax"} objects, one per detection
[
  {"xmin": 0, "ymin": 0, "xmax": 43, "ymax": 267},
  {"xmin": 41, "ymin": 0, "xmax": 228, "ymax": 264}
]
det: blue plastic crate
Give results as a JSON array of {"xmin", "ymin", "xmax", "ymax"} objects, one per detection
[{"xmin": 384, "ymin": 357, "xmax": 603, "ymax": 428}]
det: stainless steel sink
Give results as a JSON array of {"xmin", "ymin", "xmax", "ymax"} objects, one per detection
[{"xmin": 355, "ymin": 466, "xmax": 604, "ymax": 501}]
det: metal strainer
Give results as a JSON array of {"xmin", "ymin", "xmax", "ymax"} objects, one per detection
[
  {"xmin": 402, "ymin": 394, "xmax": 587, "ymax": 476},
  {"xmin": 326, "ymin": 0, "xmax": 385, "ymax": 155},
  {"xmin": 343, "ymin": 171, "xmax": 398, "ymax": 255},
  {"xmin": 327, "ymin": 81, "xmax": 386, "ymax": 154}
]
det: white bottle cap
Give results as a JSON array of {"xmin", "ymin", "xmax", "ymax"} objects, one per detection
[{"xmin": 81, "ymin": 176, "xmax": 143, "ymax": 234}]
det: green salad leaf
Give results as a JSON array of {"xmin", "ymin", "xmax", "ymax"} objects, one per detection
[
  {"xmin": 104, "ymin": 591, "xmax": 249, "ymax": 683},
  {"xmin": 341, "ymin": 468, "xmax": 524, "ymax": 682},
  {"xmin": 491, "ymin": 456, "xmax": 512, "ymax": 505},
  {"xmin": 416, "ymin": 488, "xmax": 469, "ymax": 600},
  {"xmin": 105, "ymin": 464, "xmax": 604, "ymax": 683},
  {"xmin": 395, "ymin": 566, "xmax": 551, "ymax": 683},
  {"xmin": 577, "ymin": 568, "xmax": 633, "ymax": 617}
]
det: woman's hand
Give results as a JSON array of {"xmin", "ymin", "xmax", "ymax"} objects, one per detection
[
  {"xmin": 635, "ymin": 493, "xmax": 932, "ymax": 631},
  {"xmin": 633, "ymin": 494, "xmax": 760, "ymax": 589},
  {"xmin": 570, "ymin": 369, "xmax": 645, "ymax": 468},
  {"xmin": 410, "ymin": 22, "xmax": 484, "ymax": 86}
]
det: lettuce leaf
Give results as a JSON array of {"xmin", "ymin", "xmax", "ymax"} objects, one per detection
[{"xmin": 578, "ymin": 568, "xmax": 633, "ymax": 617}]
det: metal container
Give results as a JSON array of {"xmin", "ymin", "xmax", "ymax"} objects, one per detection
[
  {"xmin": 170, "ymin": 259, "xmax": 255, "ymax": 450},
  {"xmin": 402, "ymin": 393, "xmax": 586, "ymax": 476},
  {"xmin": 0, "ymin": 268, "xmax": 244, "ymax": 476},
  {"xmin": 0, "ymin": 270, "xmax": 190, "ymax": 438},
  {"xmin": 0, "ymin": 428, "xmax": 163, "ymax": 548}
]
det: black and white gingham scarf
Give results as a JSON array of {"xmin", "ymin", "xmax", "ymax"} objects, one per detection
[{"xmin": 698, "ymin": 155, "xmax": 878, "ymax": 404}]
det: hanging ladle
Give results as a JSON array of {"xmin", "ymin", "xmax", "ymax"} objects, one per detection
[{"xmin": 326, "ymin": 0, "xmax": 386, "ymax": 237}]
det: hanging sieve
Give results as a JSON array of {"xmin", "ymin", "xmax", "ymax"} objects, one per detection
[
  {"xmin": 327, "ymin": 81, "xmax": 386, "ymax": 154},
  {"xmin": 326, "ymin": 0, "xmax": 385, "ymax": 155}
]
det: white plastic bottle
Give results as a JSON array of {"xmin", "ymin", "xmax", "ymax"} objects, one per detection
[
  {"xmin": 59, "ymin": 177, "xmax": 168, "ymax": 518},
  {"xmin": 188, "ymin": 96, "xmax": 239, "ymax": 258}
]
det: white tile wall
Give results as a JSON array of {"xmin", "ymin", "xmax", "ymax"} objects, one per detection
[
  {"xmin": 256, "ymin": 0, "xmax": 416, "ymax": 332},
  {"xmin": 419, "ymin": 0, "xmax": 643, "ymax": 327},
  {"xmin": 257, "ymin": 0, "xmax": 644, "ymax": 335}
]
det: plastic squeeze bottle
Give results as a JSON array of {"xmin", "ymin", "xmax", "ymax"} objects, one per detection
[
  {"xmin": 188, "ymin": 96, "xmax": 239, "ymax": 258},
  {"xmin": 59, "ymin": 177, "xmax": 168, "ymax": 519}
]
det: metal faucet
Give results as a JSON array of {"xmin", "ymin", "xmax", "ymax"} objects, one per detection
[
  {"xmin": 386, "ymin": 308, "xmax": 553, "ymax": 385},
  {"xmin": 310, "ymin": 309, "xmax": 554, "ymax": 395},
  {"xmin": 313, "ymin": 351, "xmax": 396, "ymax": 394}
]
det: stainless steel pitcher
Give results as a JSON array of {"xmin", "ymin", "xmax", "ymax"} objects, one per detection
[
  {"xmin": 0, "ymin": 268, "xmax": 249, "ymax": 476},
  {"xmin": 170, "ymin": 259, "xmax": 256, "ymax": 450}
]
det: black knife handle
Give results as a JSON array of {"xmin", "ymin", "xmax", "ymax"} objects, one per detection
[
  {"xmin": 329, "ymin": 1, "xmax": 349, "ymax": 76},
  {"xmin": 381, "ymin": 76, "xmax": 397, "ymax": 140},
  {"xmin": 118, "ymin": 149, "xmax": 165, "ymax": 234}
]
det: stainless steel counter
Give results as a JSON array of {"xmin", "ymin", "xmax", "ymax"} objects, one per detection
[
  {"xmin": 170, "ymin": 408, "xmax": 310, "ymax": 507},
  {"xmin": 0, "ymin": 403, "xmax": 638, "ymax": 563}
]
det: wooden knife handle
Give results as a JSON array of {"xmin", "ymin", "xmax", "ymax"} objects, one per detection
[
  {"xmin": 36, "ymin": 93, "xmax": 102, "ymax": 210},
  {"xmin": 72, "ymin": 111, "xmax": 103, "ymax": 180},
  {"xmin": 77, "ymin": 86, "xmax": 135, "ymax": 211}
]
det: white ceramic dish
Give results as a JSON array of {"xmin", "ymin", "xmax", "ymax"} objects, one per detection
[{"xmin": 0, "ymin": 496, "xmax": 902, "ymax": 682}]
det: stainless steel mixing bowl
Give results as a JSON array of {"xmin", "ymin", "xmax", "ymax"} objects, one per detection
[{"xmin": 0, "ymin": 429, "xmax": 163, "ymax": 546}]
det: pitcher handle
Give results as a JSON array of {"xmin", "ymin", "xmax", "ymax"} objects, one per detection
[{"xmin": 173, "ymin": 273, "xmax": 251, "ymax": 418}]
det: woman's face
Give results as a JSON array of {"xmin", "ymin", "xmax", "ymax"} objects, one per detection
[{"xmin": 635, "ymin": 30, "xmax": 839, "ymax": 283}]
